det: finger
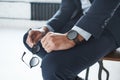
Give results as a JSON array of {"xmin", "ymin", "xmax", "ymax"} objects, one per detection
[
  {"xmin": 41, "ymin": 34, "xmax": 47, "ymax": 44},
  {"xmin": 41, "ymin": 32, "xmax": 53, "ymax": 44},
  {"xmin": 26, "ymin": 30, "xmax": 36, "ymax": 47},
  {"xmin": 41, "ymin": 35, "xmax": 47, "ymax": 48},
  {"xmin": 44, "ymin": 40, "xmax": 55, "ymax": 53},
  {"xmin": 28, "ymin": 30, "xmax": 41, "ymax": 45},
  {"xmin": 26, "ymin": 35, "xmax": 34, "ymax": 48},
  {"xmin": 32, "ymin": 34, "xmax": 41, "ymax": 45},
  {"xmin": 29, "ymin": 30, "xmax": 39, "ymax": 42},
  {"xmin": 46, "ymin": 49, "xmax": 52, "ymax": 53},
  {"xmin": 28, "ymin": 30, "xmax": 34, "ymax": 43},
  {"xmin": 44, "ymin": 44, "xmax": 53, "ymax": 53},
  {"xmin": 41, "ymin": 32, "xmax": 54, "ymax": 51},
  {"xmin": 41, "ymin": 41, "xmax": 47, "ymax": 48},
  {"xmin": 41, "ymin": 36, "xmax": 51, "ymax": 49}
]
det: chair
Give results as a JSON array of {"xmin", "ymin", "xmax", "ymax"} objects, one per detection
[{"xmin": 85, "ymin": 48, "xmax": 120, "ymax": 80}]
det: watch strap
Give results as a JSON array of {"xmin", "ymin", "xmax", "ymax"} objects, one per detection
[
  {"xmin": 74, "ymin": 38, "xmax": 86, "ymax": 45},
  {"xmin": 73, "ymin": 37, "xmax": 81, "ymax": 44}
]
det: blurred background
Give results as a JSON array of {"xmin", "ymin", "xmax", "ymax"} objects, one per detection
[{"xmin": 0, "ymin": 0, "xmax": 120, "ymax": 80}]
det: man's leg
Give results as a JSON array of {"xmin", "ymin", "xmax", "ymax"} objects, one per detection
[{"xmin": 40, "ymin": 29, "xmax": 117, "ymax": 80}]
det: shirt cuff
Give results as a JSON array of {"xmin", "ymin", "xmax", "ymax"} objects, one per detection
[
  {"xmin": 72, "ymin": 26, "xmax": 91, "ymax": 41},
  {"xmin": 44, "ymin": 24, "xmax": 54, "ymax": 32}
]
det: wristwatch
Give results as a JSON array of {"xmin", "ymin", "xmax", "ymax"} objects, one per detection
[{"xmin": 67, "ymin": 30, "xmax": 80, "ymax": 44}]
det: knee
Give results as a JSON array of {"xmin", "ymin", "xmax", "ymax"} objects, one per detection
[
  {"xmin": 41, "ymin": 55, "xmax": 61, "ymax": 73},
  {"xmin": 41, "ymin": 57, "xmax": 63, "ymax": 79},
  {"xmin": 23, "ymin": 32, "xmax": 28, "ymax": 45},
  {"xmin": 41, "ymin": 55, "xmax": 76, "ymax": 80}
]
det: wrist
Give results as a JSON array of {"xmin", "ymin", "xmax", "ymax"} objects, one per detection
[
  {"xmin": 42, "ymin": 26, "xmax": 49, "ymax": 33},
  {"xmin": 39, "ymin": 26, "xmax": 49, "ymax": 36}
]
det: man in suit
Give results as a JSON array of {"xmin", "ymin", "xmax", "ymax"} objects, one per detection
[{"xmin": 23, "ymin": 0, "xmax": 120, "ymax": 80}]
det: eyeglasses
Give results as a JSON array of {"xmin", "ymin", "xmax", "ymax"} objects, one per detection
[
  {"xmin": 21, "ymin": 52, "xmax": 40, "ymax": 68},
  {"xmin": 21, "ymin": 45, "xmax": 40, "ymax": 68}
]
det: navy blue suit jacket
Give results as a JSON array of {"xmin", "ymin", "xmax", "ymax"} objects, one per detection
[{"xmin": 47, "ymin": 0, "xmax": 120, "ymax": 46}]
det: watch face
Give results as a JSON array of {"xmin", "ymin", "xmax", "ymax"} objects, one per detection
[{"xmin": 67, "ymin": 30, "xmax": 78, "ymax": 40}]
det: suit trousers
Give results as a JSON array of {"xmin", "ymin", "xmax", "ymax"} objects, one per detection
[{"xmin": 23, "ymin": 20, "xmax": 117, "ymax": 80}]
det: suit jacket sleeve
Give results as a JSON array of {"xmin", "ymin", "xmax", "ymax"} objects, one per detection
[
  {"xmin": 46, "ymin": 0, "xmax": 82, "ymax": 32},
  {"xmin": 75, "ymin": 0, "xmax": 120, "ymax": 39}
]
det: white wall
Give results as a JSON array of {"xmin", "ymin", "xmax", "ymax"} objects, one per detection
[
  {"xmin": 0, "ymin": 0, "xmax": 61, "ymax": 3},
  {"xmin": 0, "ymin": 2, "xmax": 31, "ymax": 19},
  {"xmin": 0, "ymin": 1, "xmax": 61, "ymax": 29},
  {"xmin": 0, "ymin": 0, "xmax": 61, "ymax": 19}
]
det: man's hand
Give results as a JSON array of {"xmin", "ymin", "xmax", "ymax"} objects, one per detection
[
  {"xmin": 26, "ymin": 27, "xmax": 49, "ymax": 48},
  {"xmin": 41, "ymin": 32, "xmax": 76, "ymax": 53}
]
